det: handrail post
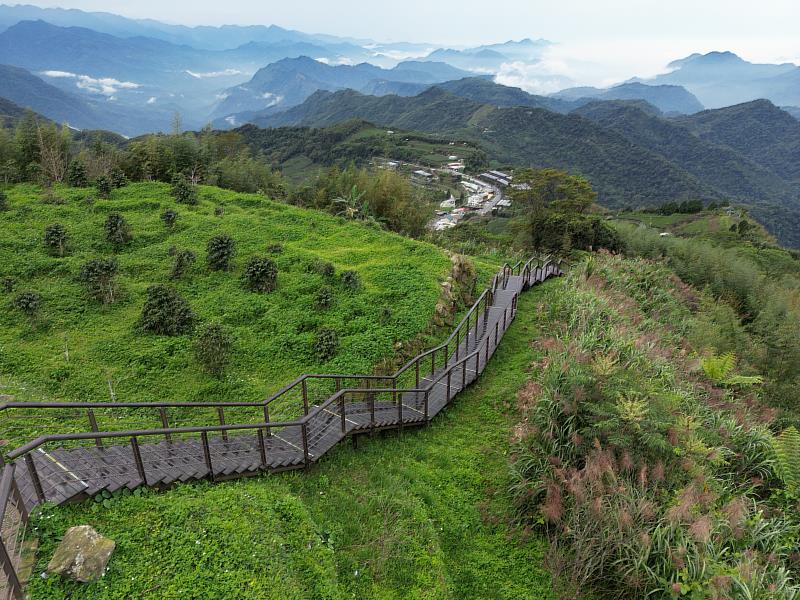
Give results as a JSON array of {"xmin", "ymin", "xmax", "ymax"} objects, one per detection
[
  {"xmin": 370, "ymin": 392, "xmax": 376, "ymax": 436},
  {"xmin": 130, "ymin": 437, "xmax": 147, "ymax": 486},
  {"xmin": 503, "ymin": 306, "xmax": 507, "ymax": 330},
  {"xmin": 257, "ymin": 429, "xmax": 267, "ymax": 470},
  {"xmin": 24, "ymin": 454, "xmax": 45, "ymax": 504},
  {"xmin": 446, "ymin": 370, "xmax": 451, "ymax": 404},
  {"xmin": 159, "ymin": 408, "xmax": 171, "ymax": 443},
  {"xmin": 217, "ymin": 407, "xmax": 227, "ymax": 442},
  {"xmin": 201, "ymin": 431, "xmax": 214, "ymax": 482},
  {"xmin": 87, "ymin": 409, "xmax": 103, "ymax": 449},
  {"xmin": 424, "ymin": 390, "xmax": 429, "ymax": 421},
  {"xmin": 340, "ymin": 393, "xmax": 347, "ymax": 434},
  {"xmin": 301, "ymin": 424, "xmax": 310, "ymax": 468},
  {"xmin": 397, "ymin": 391, "xmax": 403, "ymax": 431},
  {"xmin": 415, "ymin": 360, "xmax": 420, "ymax": 388},
  {"xmin": 301, "ymin": 379, "xmax": 309, "ymax": 415},
  {"xmin": 495, "ymin": 321, "xmax": 499, "ymax": 348},
  {"xmin": 263, "ymin": 405, "xmax": 272, "ymax": 437},
  {"xmin": 485, "ymin": 333, "xmax": 490, "ymax": 364},
  {"xmin": 462, "ymin": 359, "xmax": 467, "ymax": 388},
  {"xmin": 0, "ymin": 533, "xmax": 23, "ymax": 600},
  {"xmin": 431, "ymin": 349, "xmax": 436, "ymax": 377},
  {"xmin": 475, "ymin": 349, "xmax": 480, "ymax": 376}
]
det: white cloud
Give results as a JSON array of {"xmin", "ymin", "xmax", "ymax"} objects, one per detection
[
  {"xmin": 495, "ymin": 60, "xmax": 575, "ymax": 95},
  {"xmin": 261, "ymin": 92, "xmax": 284, "ymax": 108},
  {"xmin": 315, "ymin": 57, "xmax": 354, "ymax": 66},
  {"xmin": 224, "ymin": 115, "xmax": 237, "ymax": 126},
  {"xmin": 185, "ymin": 69, "xmax": 243, "ymax": 79},
  {"xmin": 147, "ymin": 96, "xmax": 157, "ymax": 104},
  {"xmin": 39, "ymin": 70, "xmax": 140, "ymax": 95}
]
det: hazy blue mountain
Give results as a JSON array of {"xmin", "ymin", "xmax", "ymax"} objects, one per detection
[
  {"xmin": 784, "ymin": 106, "xmax": 800, "ymax": 120},
  {"xmin": 0, "ymin": 4, "xmax": 366, "ymax": 51},
  {"xmin": 0, "ymin": 63, "xmax": 187, "ymax": 135},
  {"xmin": 0, "ymin": 95, "xmax": 31, "ymax": 127},
  {"xmin": 642, "ymin": 51, "xmax": 799, "ymax": 108},
  {"xmin": 419, "ymin": 38, "xmax": 551, "ymax": 72},
  {"xmin": 359, "ymin": 80, "xmax": 430, "ymax": 97},
  {"xmin": 674, "ymin": 100, "xmax": 800, "ymax": 183},
  {"xmin": 211, "ymin": 56, "xmax": 472, "ymax": 121},
  {"xmin": 553, "ymin": 82, "xmax": 704, "ymax": 114}
]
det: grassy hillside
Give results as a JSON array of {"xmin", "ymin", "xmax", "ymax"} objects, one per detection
[
  {"xmin": 0, "ymin": 182, "xmax": 451, "ymax": 411},
  {"xmin": 26, "ymin": 279, "xmax": 558, "ymax": 599}
]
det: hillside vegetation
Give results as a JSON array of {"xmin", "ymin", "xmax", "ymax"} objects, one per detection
[{"xmin": 0, "ymin": 182, "xmax": 450, "ymax": 410}]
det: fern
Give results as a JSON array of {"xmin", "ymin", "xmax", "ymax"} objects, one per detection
[
  {"xmin": 772, "ymin": 426, "xmax": 800, "ymax": 496},
  {"xmin": 700, "ymin": 352, "xmax": 763, "ymax": 387}
]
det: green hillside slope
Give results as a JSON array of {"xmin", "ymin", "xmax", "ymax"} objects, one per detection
[{"xmin": 0, "ymin": 182, "xmax": 450, "ymax": 408}]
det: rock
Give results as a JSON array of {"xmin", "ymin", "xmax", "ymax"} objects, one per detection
[{"xmin": 47, "ymin": 525, "xmax": 115, "ymax": 582}]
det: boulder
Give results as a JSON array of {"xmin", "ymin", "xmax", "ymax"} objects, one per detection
[{"xmin": 47, "ymin": 525, "xmax": 115, "ymax": 582}]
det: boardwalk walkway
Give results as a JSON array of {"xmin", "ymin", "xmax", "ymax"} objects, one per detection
[{"xmin": 0, "ymin": 257, "xmax": 561, "ymax": 597}]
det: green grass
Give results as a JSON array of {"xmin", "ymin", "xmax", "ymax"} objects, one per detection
[
  {"xmin": 0, "ymin": 182, "xmax": 450, "ymax": 418},
  {"xmin": 27, "ymin": 282, "xmax": 558, "ymax": 599}
]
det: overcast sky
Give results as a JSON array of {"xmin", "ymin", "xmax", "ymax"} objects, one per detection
[{"xmin": 18, "ymin": 1, "xmax": 800, "ymax": 87}]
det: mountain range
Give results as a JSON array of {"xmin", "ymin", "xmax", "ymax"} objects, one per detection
[{"xmin": 246, "ymin": 83, "xmax": 800, "ymax": 246}]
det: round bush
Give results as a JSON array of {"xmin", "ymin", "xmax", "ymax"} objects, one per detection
[
  {"xmin": 341, "ymin": 270, "xmax": 362, "ymax": 290},
  {"xmin": 136, "ymin": 285, "xmax": 196, "ymax": 336},
  {"xmin": 171, "ymin": 174, "xmax": 198, "ymax": 205},
  {"xmin": 2, "ymin": 277, "xmax": 14, "ymax": 293},
  {"xmin": 95, "ymin": 175, "xmax": 112, "ymax": 199},
  {"xmin": 194, "ymin": 323, "xmax": 233, "ymax": 377},
  {"xmin": 161, "ymin": 209, "xmax": 179, "ymax": 229},
  {"xmin": 309, "ymin": 259, "xmax": 335, "ymax": 279},
  {"xmin": 79, "ymin": 258, "xmax": 119, "ymax": 304},
  {"xmin": 266, "ymin": 243, "xmax": 283, "ymax": 254},
  {"xmin": 171, "ymin": 249, "xmax": 196, "ymax": 280},
  {"xmin": 242, "ymin": 256, "xmax": 278, "ymax": 293},
  {"xmin": 314, "ymin": 327, "xmax": 339, "ymax": 361},
  {"xmin": 13, "ymin": 291, "xmax": 41, "ymax": 317},
  {"xmin": 207, "ymin": 235, "xmax": 236, "ymax": 271},
  {"xmin": 104, "ymin": 213, "xmax": 132, "ymax": 247},
  {"xmin": 43, "ymin": 223, "xmax": 69, "ymax": 257},
  {"xmin": 314, "ymin": 286, "xmax": 335, "ymax": 309}
]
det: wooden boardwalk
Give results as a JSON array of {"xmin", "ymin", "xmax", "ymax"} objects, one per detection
[
  {"xmin": 0, "ymin": 257, "xmax": 560, "ymax": 598},
  {"xmin": 3, "ymin": 263, "xmax": 561, "ymax": 510}
]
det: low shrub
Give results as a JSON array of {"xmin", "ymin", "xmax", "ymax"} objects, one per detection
[
  {"xmin": 67, "ymin": 161, "xmax": 87, "ymax": 187},
  {"xmin": 170, "ymin": 249, "xmax": 196, "ymax": 280},
  {"xmin": 171, "ymin": 174, "xmax": 198, "ymax": 205},
  {"xmin": 96, "ymin": 175, "xmax": 112, "ymax": 199},
  {"xmin": 104, "ymin": 213, "xmax": 132, "ymax": 248},
  {"xmin": 160, "ymin": 209, "xmax": 178, "ymax": 229},
  {"xmin": 341, "ymin": 270, "xmax": 362, "ymax": 290},
  {"xmin": 43, "ymin": 223, "xmax": 68, "ymax": 257},
  {"xmin": 194, "ymin": 323, "xmax": 233, "ymax": 377},
  {"xmin": 79, "ymin": 258, "xmax": 119, "ymax": 304},
  {"xmin": 309, "ymin": 259, "xmax": 335, "ymax": 279},
  {"xmin": 13, "ymin": 291, "xmax": 41, "ymax": 317},
  {"xmin": 207, "ymin": 234, "xmax": 236, "ymax": 271},
  {"xmin": 314, "ymin": 285, "xmax": 335, "ymax": 309},
  {"xmin": 136, "ymin": 285, "xmax": 196, "ymax": 335},
  {"xmin": 242, "ymin": 256, "xmax": 278, "ymax": 293},
  {"xmin": 314, "ymin": 327, "xmax": 339, "ymax": 361}
]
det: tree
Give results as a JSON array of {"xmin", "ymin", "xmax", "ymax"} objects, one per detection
[
  {"xmin": 242, "ymin": 256, "xmax": 278, "ymax": 292},
  {"xmin": 137, "ymin": 285, "xmax": 195, "ymax": 335},
  {"xmin": 0, "ymin": 190, "xmax": 8, "ymax": 211},
  {"xmin": 104, "ymin": 213, "xmax": 132, "ymax": 248},
  {"xmin": 111, "ymin": 168, "xmax": 128, "ymax": 188},
  {"xmin": 206, "ymin": 235, "xmax": 236, "ymax": 271},
  {"xmin": 37, "ymin": 122, "xmax": 70, "ymax": 183},
  {"xmin": 96, "ymin": 175, "xmax": 112, "ymax": 199},
  {"xmin": 13, "ymin": 291, "xmax": 41, "ymax": 318},
  {"xmin": 67, "ymin": 161, "xmax": 88, "ymax": 187},
  {"xmin": 43, "ymin": 223, "xmax": 69, "ymax": 257},
  {"xmin": 160, "ymin": 209, "xmax": 178, "ymax": 229},
  {"xmin": 79, "ymin": 258, "xmax": 119, "ymax": 304},
  {"xmin": 171, "ymin": 174, "xmax": 197, "ymax": 205},
  {"xmin": 332, "ymin": 185, "xmax": 367, "ymax": 220},
  {"xmin": 194, "ymin": 323, "xmax": 233, "ymax": 377}
]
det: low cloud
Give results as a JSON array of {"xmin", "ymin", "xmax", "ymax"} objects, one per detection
[
  {"xmin": 147, "ymin": 97, "xmax": 157, "ymax": 105},
  {"xmin": 40, "ymin": 70, "xmax": 140, "ymax": 95},
  {"xmin": 185, "ymin": 69, "xmax": 243, "ymax": 79},
  {"xmin": 495, "ymin": 60, "xmax": 575, "ymax": 95}
]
